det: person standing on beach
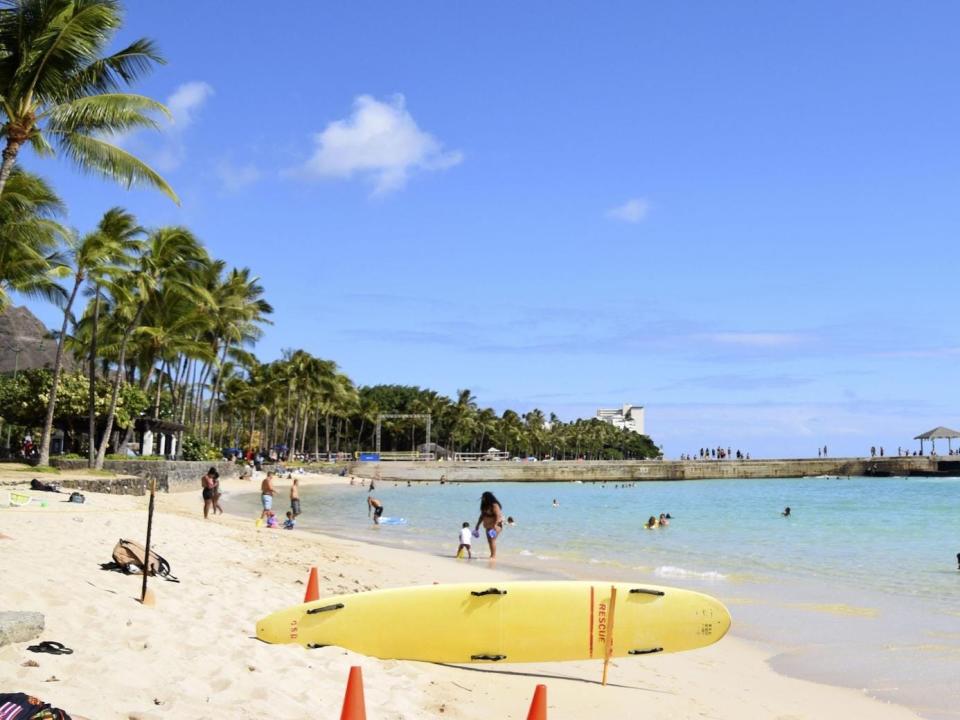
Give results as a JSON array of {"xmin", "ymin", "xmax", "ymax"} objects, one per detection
[
  {"xmin": 211, "ymin": 468, "xmax": 223, "ymax": 515},
  {"xmin": 260, "ymin": 471, "xmax": 276, "ymax": 520},
  {"xmin": 457, "ymin": 522, "xmax": 472, "ymax": 558},
  {"xmin": 368, "ymin": 496, "xmax": 383, "ymax": 524},
  {"xmin": 201, "ymin": 468, "xmax": 217, "ymax": 519},
  {"xmin": 475, "ymin": 491, "xmax": 504, "ymax": 560},
  {"xmin": 290, "ymin": 477, "xmax": 301, "ymax": 518}
]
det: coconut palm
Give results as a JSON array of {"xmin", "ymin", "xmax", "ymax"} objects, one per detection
[
  {"xmin": 0, "ymin": 168, "xmax": 67, "ymax": 310},
  {"xmin": 94, "ymin": 226, "xmax": 207, "ymax": 467},
  {"xmin": 0, "ymin": 0, "xmax": 176, "ymax": 201},
  {"xmin": 36, "ymin": 210, "xmax": 141, "ymax": 465},
  {"xmin": 203, "ymin": 267, "xmax": 272, "ymax": 440}
]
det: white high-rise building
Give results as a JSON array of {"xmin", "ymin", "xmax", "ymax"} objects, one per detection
[{"xmin": 595, "ymin": 404, "xmax": 645, "ymax": 434}]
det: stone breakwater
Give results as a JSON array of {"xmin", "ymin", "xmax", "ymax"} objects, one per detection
[
  {"xmin": 51, "ymin": 459, "xmax": 240, "ymax": 495},
  {"xmin": 347, "ymin": 456, "xmax": 944, "ymax": 482}
]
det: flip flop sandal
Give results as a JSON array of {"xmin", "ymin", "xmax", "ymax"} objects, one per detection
[{"xmin": 27, "ymin": 641, "xmax": 74, "ymax": 655}]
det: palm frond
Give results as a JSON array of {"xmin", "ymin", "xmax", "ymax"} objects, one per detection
[
  {"xmin": 53, "ymin": 131, "xmax": 178, "ymax": 203},
  {"xmin": 44, "ymin": 92, "xmax": 167, "ymax": 133},
  {"xmin": 60, "ymin": 37, "xmax": 163, "ymax": 98}
]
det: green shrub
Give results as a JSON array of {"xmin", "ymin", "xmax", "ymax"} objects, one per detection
[{"xmin": 181, "ymin": 434, "xmax": 220, "ymax": 461}]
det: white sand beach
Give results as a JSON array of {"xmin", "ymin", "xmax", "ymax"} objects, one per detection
[{"xmin": 0, "ymin": 472, "xmax": 920, "ymax": 719}]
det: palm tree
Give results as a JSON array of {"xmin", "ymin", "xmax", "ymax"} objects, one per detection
[
  {"xmin": 0, "ymin": 168, "xmax": 67, "ymax": 309},
  {"xmin": 81, "ymin": 208, "xmax": 141, "ymax": 465},
  {"xmin": 37, "ymin": 212, "xmax": 139, "ymax": 465},
  {"xmin": 94, "ymin": 226, "xmax": 207, "ymax": 468},
  {"xmin": 203, "ymin": 267, "xmax": 272, "ymax": 440},
  {"xmin": 0, "ymin": 0, "xmax": 177, "ymax": 201}
]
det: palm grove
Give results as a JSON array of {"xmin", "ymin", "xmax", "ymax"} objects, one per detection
[{"xmin": 0, "ymin": 0, "xmax": 658, "ymax": 468}]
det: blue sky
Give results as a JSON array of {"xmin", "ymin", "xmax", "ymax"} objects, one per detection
[{"xmin": 14, "ymin": 1, "xmax": 960, "ymax": 457}]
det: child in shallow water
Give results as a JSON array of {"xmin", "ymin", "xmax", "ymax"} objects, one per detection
[{"xmin": 283, "ymin": 511, "xmax": 296, "ymax": 530}]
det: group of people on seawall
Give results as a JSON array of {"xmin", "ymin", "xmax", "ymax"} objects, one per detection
[{"xmin": 681, "ymin": 448, "xmax": 750, "ymax": 460}]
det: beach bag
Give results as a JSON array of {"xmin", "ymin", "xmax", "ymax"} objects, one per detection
[
  {"xmin": 0, "ymin": 692, "xmax": 73, "ymax": 719},
  {"xmin": 109, "ymin": 539, "xmax": 179, "ymax": 582},
  {"xmin": 30, "ymin": 478, "xmax": 60, "ymax": 493},
  {"xmin": 68, "ymin": 491, "xmax": 85, "ymax": 504}
]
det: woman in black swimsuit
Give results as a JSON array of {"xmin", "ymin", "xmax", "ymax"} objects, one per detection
[
  {"xmin": 475, "ymin": 491, "xmax": 504, "ymax": 559},
  {"xmin": 201, "ymin": 469, "xmax": 216, "ymax": 519}
]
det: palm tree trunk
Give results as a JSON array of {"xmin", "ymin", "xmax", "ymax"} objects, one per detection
[
  {"xmin": 289, "ymin": 398, "xmax": 302, "ymax": 459},
  {"xmin": 38, "ymin": 275, "xmax": 82, "ymax": 466},
  {"xmin": 356, "ymin": 417, "xmax": 365, "ymax": 452},
  {"xmin": 95, "ymin": 306, "xmax": 144, "ymax": 469},
  {"xmin": 313, "ymin": 412, "xmax": 320, "ymax": 459},
  {"xmin": 87, "ymin": 286, "xmax": 101, "ymax": 468},
  {"xmin": 206, "ymin": 343, "xmax": 229, "ymax": 441},
  {"xmin": 324, "ymin": 413, "xmax": 332, "ymax": 458},
  {"xmin": 298, "ymin": 407, "xmax": 308, "ymax": 455},
  {"xmin": 0, "ymin": 138, "xmax": 23, "ymax": 197},
  {"xmin": 191, "ymin": 360, "xmax": 210, "ymax": 430}
]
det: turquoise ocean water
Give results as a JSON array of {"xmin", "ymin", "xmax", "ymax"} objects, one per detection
[{"xmin": 231, "ymin": 476, "xmax": 960, "ymax": 718}]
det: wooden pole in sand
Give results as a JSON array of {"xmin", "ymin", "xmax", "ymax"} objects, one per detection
[
  {"xmin": 601, "ymin": 585, "xmax": 618, "ymax": 686},
  {"xmin": 140, "ymin": 478, "xmax": 157, "ymax": 604}
]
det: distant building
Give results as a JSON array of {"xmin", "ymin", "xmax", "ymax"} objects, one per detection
[{"xmin": 596, "ymin": 404, "xmax": 645, "ymax": 434}]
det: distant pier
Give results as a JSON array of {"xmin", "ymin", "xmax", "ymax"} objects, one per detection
[{"xmin": 348, "ymin": 456, "xmax": 953, "ymax": 482}]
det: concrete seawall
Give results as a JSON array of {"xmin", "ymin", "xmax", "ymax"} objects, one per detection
[
  {"xmin": 347, "ymin": 456, "xmax": 942, "ymax": 482},
  {"xmin": 51, "ymin": 459, "xmax": 240, "ymax": 495}
]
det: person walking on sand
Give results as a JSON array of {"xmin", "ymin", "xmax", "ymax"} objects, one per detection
[
  {"xmin": 475, "ymin": 491, "xmax": 504, "ymax": 560},
  {"xmin": 201, "ymin": 467, "xmax": 218, "ymax": 519},
  {"xmin": 290, "ymin": 477, "xmax": 301, "ymax": 518},
  {"xmin": 260, "ymin": 471, "xmax": 276, "ymax": 520},
  {"xmin": 368, "ymin": 496, "xmax": 384, "ymax": 524}
]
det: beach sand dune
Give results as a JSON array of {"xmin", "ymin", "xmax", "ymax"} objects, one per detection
[{"xmin": 0, "ymin": 477, "xmax": 919, "ymax": 719}]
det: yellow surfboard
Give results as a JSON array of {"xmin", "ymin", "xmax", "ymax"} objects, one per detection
[{"xmin": 256, "ymin": 581, "xmax": 730, "ymax": 663}]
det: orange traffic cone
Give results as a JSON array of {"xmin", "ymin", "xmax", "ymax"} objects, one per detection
[
  {"xmin": 340, "ymin": 666, "xmax": 366, "ymax": 720},
  {"xmin": 526, "ymin": 684, "xmax": 547, "ymax": 720},
  {"xmin": 304, "ymin": 566, "xmax": 320, "ymax": 603}
]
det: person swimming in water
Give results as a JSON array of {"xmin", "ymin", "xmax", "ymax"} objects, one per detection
[
  {"xmin": 644, "ymin": 516, "xmax": 658, "ymax": 529},
  {"xmin": 782, "ymin": 507, "xmax": 791, "ymax": 517},
  {"xmin": 658, "ymin": 513, "xmax": 669, "ymax": 527}
]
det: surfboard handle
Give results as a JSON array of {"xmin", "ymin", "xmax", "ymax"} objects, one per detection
[
  {"xmin": 628, "ymin": 647, "xmax": 664, "ymax": 655},
  {"xmin": 306, "ymin": 602, "xmax": 345, "ymax": 615},
  {"xmin": 629, "ymin": 588, "xmax": 666, "ymax": 596},
  {"xmin": 471, "ymin": 588, "xmax": 508, "ymax": 596},
  {"xmin": 471, "ymin": 654, "xmax": 507, "ymax": 661}
]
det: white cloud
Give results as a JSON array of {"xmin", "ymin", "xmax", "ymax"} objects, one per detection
[
  {"xmin": 149, "ymin": 81, "xmax": 213, "ymax": 171},
  {"xmin": 300, "ymin": 94, "xmax": 462, "ymax": 194},
  {"xmin": 167, "ymin": 81, "xmax": 214, "ymax": 131},
  {"xmin": 215, "ymin": 160, "xmax": 260, "ymax": 193},
  {"xmin": 606, "ymin": 197, "xmax": 649, "ymax": 223}
]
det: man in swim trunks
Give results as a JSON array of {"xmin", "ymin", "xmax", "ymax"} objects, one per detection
[
  {"xmin": 260, "ymin": 472, "xmax": 275, "ymax": 520},
  {"xmin": 367, "ymin": 496, "xmax": 383, "ymax": 524},
  {"xmin": 290, "ymin": 477, "xmax": 301, "ymax": 517}
]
